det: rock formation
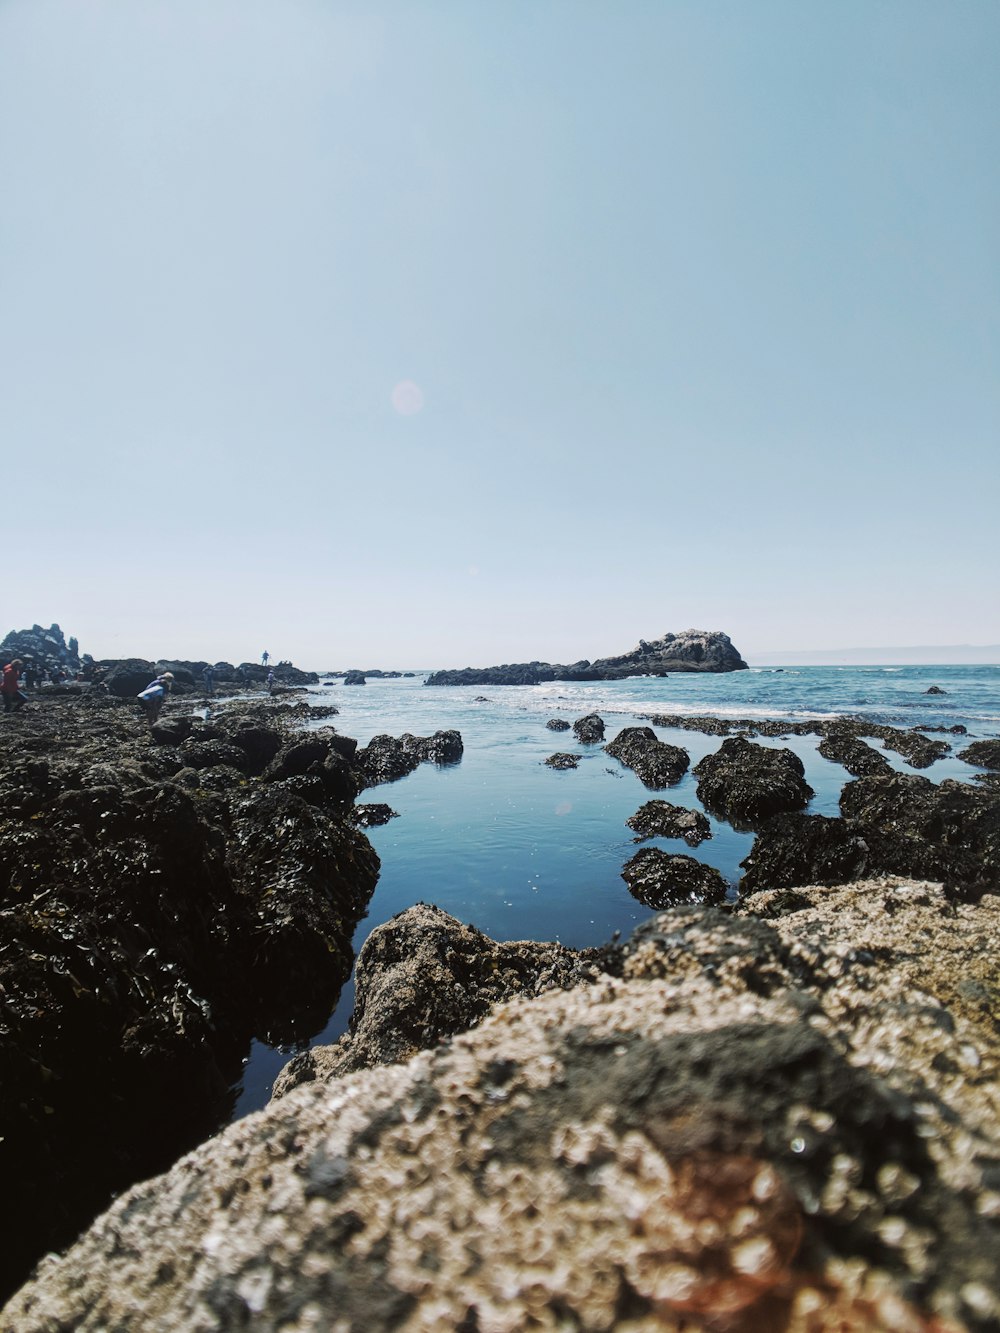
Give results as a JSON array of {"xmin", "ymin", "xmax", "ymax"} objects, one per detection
[
  {"xmin": 6, "ymin": 882, "xmax": 998, "ymax": 1332},
  {"xmin": 605, "ymin": 726, "xmax": 690, "ymax": 788},
  {"xmin": 0, "ymin": 622, "xmax": 82, "ymax": 673},
  {"xmin": 693, "ymin": 737, "xmax": 814, "ymax": 825},
  {"xmin": 424, "ymin": 629, "xmax": 749, "ymax": 685},
  {"xmin": 573, "ymin": 712, "xmax": 606, "ymax": 744},
  {"xmin": 626, "ymin": 800, "xmax": 712, "ymax": 845},
  {"xmin": 621, "ymin": 847, "xmax": 728, "ymax": 908}
]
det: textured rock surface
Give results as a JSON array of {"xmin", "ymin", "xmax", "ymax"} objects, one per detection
[
  {"xmin": 272, "ymin": 903, "xmax": 609, "ymax": 1095},
  {"xmin": 355, "ymin": 730, "xmax": 464, "ymax": 787},
  {"xmin": 573, "ymin": 712, "xmax": 606, "ymax": 744},
  {"xmin": 959, "ymin": 739, "xmax": 1000, "ymax": 771},
  {"xmin": 694, "ymin": 737, "xmax": 815, "ymax": 826},
  {"xmin": 626, "ymin": 800, "xmax": 712, "ymax": 845},
  {"xmin": 544, "ymin": 752, "xmax": 580, "ymax": 769},
  {"xmin": 621, "ymin": 848, "xmax": 728, "ymax": 908},
  {"xmin": 605, "ymin": 726, "xmax": 690, "ymax": 789},
  {"xmin": 816, "ymin": 731, "xmax": 893, "ymax": 778},
  {"xmin": 424, "ymin": 629, "xmax": 749, "ymax": 685},
  {"xmin": 545, "ymin": 717, "xmax": 571, "ymax": 731},
  {"xmin": 0, "ymin": 692, "xmax": 380, "ymax": 1300},
  {"xmin": 6, "ymin": 881, "xmax": 998, "ymax": 1332}
]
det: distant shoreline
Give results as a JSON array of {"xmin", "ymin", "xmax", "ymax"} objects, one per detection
[{"xmin": 747, "ymin": 648, "xmax": 1000, "ymax": 667}]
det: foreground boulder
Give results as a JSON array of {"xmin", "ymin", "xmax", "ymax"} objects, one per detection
[
  {"xmin": 960, "ymin": 739, "xmax": 1000, "ymax": 771},
  {"xmin": 693, "ymin": 737, "xmax": 814, "ymax": 825},
  {"xmin": 605, "ymin": 726, "xmax": 690, "ymax": 788},
  {"xmin": 6, "ymin": 881, "xmax": 998, "ymax": 1332},
  {"xmin": 573, "ymin": 712, "xmax": 605, "ymax": 744}
]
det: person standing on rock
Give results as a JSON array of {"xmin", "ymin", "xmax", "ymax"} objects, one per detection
[
  {"xmin": 267, "ymin": 668, "xmax": 276, "ymax": 695},
  {"xmin": 2, "ymin": 658, "xmax": 28, "ymax": 713},
  {"xmin": 203, "ymin": 664, "xmax": 215, "ymax": 695},
  {"xmin": 136, "ymin": 671, "xmax": 174, "ymax": 724},
  {"xmin": 261, "ymin": 650, "xmax": 269, "ymax": 666}
]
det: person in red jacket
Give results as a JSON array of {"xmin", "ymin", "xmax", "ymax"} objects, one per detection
[{"xmin": 2, "ymin": 659, "xmax": 28, "ymax": 713}]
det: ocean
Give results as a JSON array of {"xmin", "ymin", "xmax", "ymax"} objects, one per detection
[{"xmin": 231, "ymin": 662, "xmax": 1000, "ymax": 1116}]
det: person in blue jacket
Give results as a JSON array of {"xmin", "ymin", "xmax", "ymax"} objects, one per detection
[{"xmin": 136, "ymin": 672, "xmax": 174, "ymax": 723}]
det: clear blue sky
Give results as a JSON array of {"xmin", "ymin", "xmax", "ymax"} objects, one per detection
[{"xmin": 2, "ymin": 0, "xmax": 997, "ymax": 667}]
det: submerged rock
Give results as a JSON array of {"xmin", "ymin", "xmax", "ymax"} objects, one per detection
[
  {"xmin": 621, "ymin": 847, "xmax": 728, "ymax": 908},
  {"xmin": 626, "ymin": 799, "xmax": 712, "ymax": 845},
  {"xmin": 8, "ymin": 882, "xmax": 999, "ymax": 1332},
  {"xmin": 544, "ymin": 752, "xmax": 579, "ymax": 769},
  {"xmin": 545, "ymin": 717, "xmax": 571, "ymax": 731},
  {"xmin": 693, "ymin": 736, "xmax": 814, "ymax": 825},
  {"xmin": 351, "ymin": 803, "xmax": 400, "ymax": 828},
  {"xmin": 605, "ymin": 726, "xmax": 690, "ymax": 788}
]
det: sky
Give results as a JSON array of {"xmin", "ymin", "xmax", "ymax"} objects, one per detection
[{"xmin": 1, "ymin": 0, "xmax": 997, "ymax": 669}]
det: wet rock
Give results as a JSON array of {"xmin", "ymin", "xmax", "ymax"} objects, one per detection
[
  {"xmin": 926, "ymin": 685, "xmax": 947, "ymax": 694},
  {"xmin": 0, "ymin": 692, "xmax": 379, "ymax": 1301},
  {"xmin": 544, "ymin": 752, "xmax": 579, "ymax": 769},
  {"xmin": 626, "ymin": 800, "xmax": 712, "ymax": 845},
  {"xmin": 621, "ymin": 847, "xmax": 728, "ymax": 908},
  {"xmin": 350, "ymin": 804, "xmax": 399, "ymax": 828},
  {"xmin": 572, "ymin": 712, "xmax": 605, "ymax": 743},
  {"xmin": 739, "ymin": 813, "xmax": 874, "ymax": 895},
  {"xmin": 693, "ymin": 736, "xmax": 814, "ymax": 825},
  {"xmin": 864, "ymin": 724, "xmax": 949, "ymax": 768},
  {"xmin": 742, "ymin": 774, "xmax": 1000, "ymax": 895},
  {"xmin": 959, "ymin": 739, "xmax": 1000, "ymax": 771},
  {"xmin": 816, "ymin": 731, "xmax": 892, "ymax": 777},
  {"xmin": 343, "ymin": 670, "xmax": 366, "ymax": 685},
  {"xmin": 545, "ymin": 717, "xmax": 571, "ymax": 731},
  {"xmin": 98, "ymin": 658, "xmax": 158, "ymax": 697},
  {"xmin": 355, "ymin": 731, "xmax": 464, "ymax": 788},
  {"xmin": 11, "ymin": 883, "xmax": 998, "ymax": 1332},
  {"xmin": 605, "ymin": 726, "xmax": 690, "ymax": 788},
  {"xmin": 271, "ymin": 903, "xmax": 608, "ymax": 1093}
]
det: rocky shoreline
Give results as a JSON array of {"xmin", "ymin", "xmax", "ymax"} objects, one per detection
[
  {"xmin": 2, "ymin": 657, "xmax": 999, "ymax": 1328},
  {"xmin": 0, "ymin": 685, "xmax": 460, "ymax": 1302}
]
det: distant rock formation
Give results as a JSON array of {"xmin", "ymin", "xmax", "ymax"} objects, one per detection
[
  {"xmin": 0, "ymin": 622, "xmax": 82, "ymax": 672},
  {"xmin": 424, "ymin": 629, "xmax": 749, "ymax": 685}
]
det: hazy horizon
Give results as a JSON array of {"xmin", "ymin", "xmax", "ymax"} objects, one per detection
[{"xmin": 2, "ymin": 2, "xmax": 997, "ymax": 659}]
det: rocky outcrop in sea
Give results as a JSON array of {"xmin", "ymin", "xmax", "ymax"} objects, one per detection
[
  {"xmin": 6, "ymin": 880, "xmax": 997, "ymax": 1331},
  {"xmin": 424, "ymin": 628, "xmax": 749, "ymax": 685}
]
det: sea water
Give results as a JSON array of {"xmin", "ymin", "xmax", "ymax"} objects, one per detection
[{"xmin": 231, "ymin": 663, "xmax": 1000, "ymax": 1115}]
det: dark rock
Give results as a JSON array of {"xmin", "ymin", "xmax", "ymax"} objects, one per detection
[
  {"xmin": 572, "ymin": 712, "xmax": 605, "ymax": 744},
  {"xmin": 865, "ymin": 724, "xmax": 950, "ymax": 768},
  {"xmin": 0, "ymin": 622, "xmax": 81, "ymax": 674},
  {"xmin": 816, "ymin": 731, "xmax": 892, "ymax": 777},
  {"xmin": 351, "ymin": 804, "xmax": 399, "ymax": 828},
  {"xmin": 926, "ymin": 685, "xmax": 947, "ymax": 695},
  {"xmin": 271, "ymin": 903, "xmax": 607, "ymax": 1092},
  {"xmin": 958, "ymin": 739, "xmax": 1000, "ymax": 771},
  {"xmin": 621, "ymin": 848, "xmax": 727, "ymax": 908},
  {"xmin": 424, "ymin": 629, "xmax": 749, "ymax": 685},
  {"xmin": 227, "ymin": 724, "xmax": 283, "ymax": 771},
  {"xmin": 693, "ymin": 737, "xmax": 814, "ymax": 825},
  {"xmin": 605, "ymin": 726, "xmax": 690, "ymax": 788},
  {"xmin": 544, "ymin": 753, "xmax": 579, "ymax": 769},
  {"xmin": 0, "ymin": 691, "xmax": 379, "ymax": 1301},
  {"xmin": 626, "ymin": 800, "xmax": 712, "ymax": 845},
  {"xmin": 739, "ymin": 813, "xmax": 874, "ymax": 895},
  {"xmin": 545, "ymin": 718, "xmax": 571, "ymax": 731},
  {"xmin": 741, "ymin": 774, "xmax": 1000, "ymax": 894},
  {"xmin": 97, "ymin": 658, "xmax": 157, "ymax": 698},
  {"xmin": 356, "ymin": 731, "xmax": 464, "ymax": 788},
  {"xmin": 343, "ymin": 671, "xmax": 367, "ymax": 685},
  {"xmin": 915, "ymin": 723, "xmax": 967, "ymax": 734},
  {"xmin": 267, "ymin": 736, "xmax": 333, "ymax": 780}
]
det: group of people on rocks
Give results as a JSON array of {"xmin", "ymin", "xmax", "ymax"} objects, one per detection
[
  {"xmin": 1, "ymin": 659, "xmax": 79, "ymax": 711},
  {"xmin": 2, "ymin": 654, "xmax": 288, "ymax": 723}
]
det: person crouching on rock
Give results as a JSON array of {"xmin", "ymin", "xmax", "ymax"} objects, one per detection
[
  {"xmin": 136, "ymin": 671, "xmax": 174, "ymax": 724},
  {"xmin": 2, "ymin": 658, "xmax": 28, "ymax": 713}
]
